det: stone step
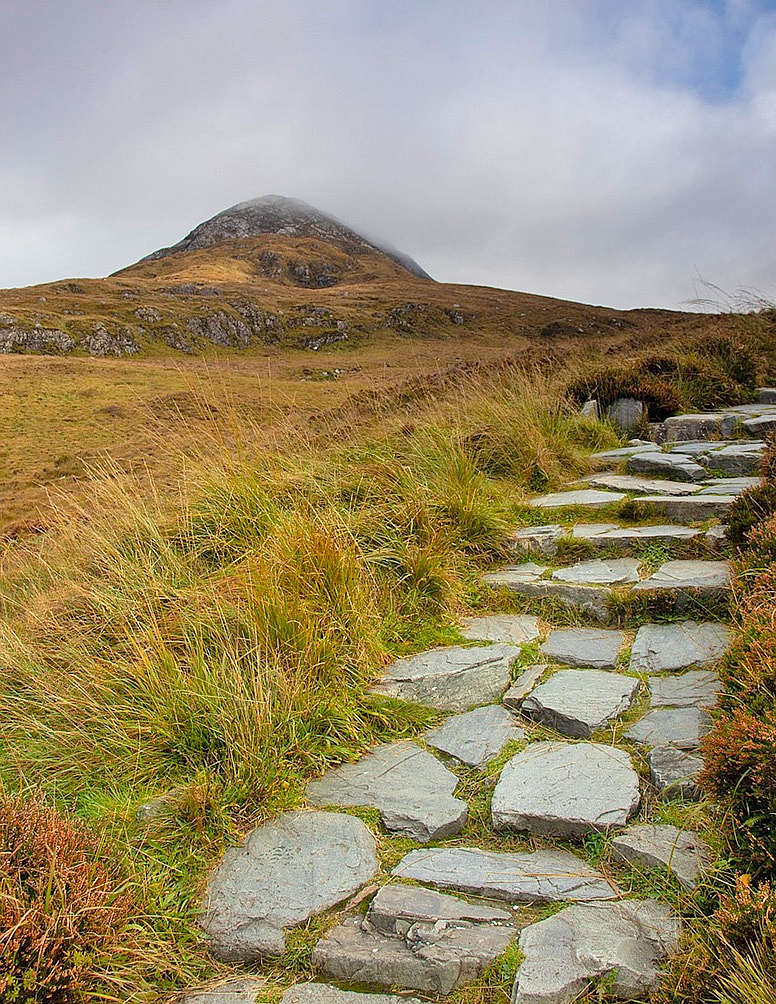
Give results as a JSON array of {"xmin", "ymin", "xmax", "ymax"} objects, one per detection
[
  {"xmin": 612, "ymin": 824, "xmax": 712, "ymax": 890},
  {"xmin": 424, "ymin": 705, "xmax": 525, "ymax": 768},
  {"xmin": 629, "ymin": 621, "xmax": 731, "ymax": 673},
  {"xmin": 282, "ymin": 987, "xmax": 419, "ymax": 1004},
  {"xmin": 581, "ymin": 473, "xmax": 703, "ymax": 496},
  {"xmin": 648, "ymin": 670, "xmax": 720, "ymax": 708},
  {"xmin": 305, "ymin": 742, "xmax": 467, "ymax": 841},
  {"xmin": 626, "ymin": 452, "xmax": 706, "ymax": 481},
  {"xmin": 635, "ymin": 494, "xmax": 738, "ymax": 521},
  {"xmin": 528, "ymin": 488, "xmax": 626, "ymax": 509},
  {"xmin": 520, "ymin": 669, "xmax": 640, "ymax": 739},
  {"xmin": 459, "ymin": 613, "xmax": 541, "ymax": 644},
  {"xmin": 491, "ymin": 741, "xmax": 641, "ymax": 836},
  {"xmin": 392, "ymin": 845, "xmax": 621, "ymax": 902},
  {"xmin": 648, "ymin": 745, "xmax": 704, "ymax": 800},
  {"xmin": 540, "ymin": 627, "xmax": 625, "ymax": 669},
  {"xmin": 631, "ymin": 560, "xmax": 731, "ymax": 600},
  {"xmin": 570, "ymin": 523, "xmax": 704, "ymax": 551},
  {"xmin": 624, "ymin": 707, "xmax": 712, "ymax": 750}
]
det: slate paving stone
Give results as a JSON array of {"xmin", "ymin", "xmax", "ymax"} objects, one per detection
[
  {"xmin": 460, "ymin": 613, "xmax": 541, "ymax": 644},
  {"xmin": 612, "ymin": 824, "xmax": 712, "ymax": 890},
  {"xmin": 305, "ymin": 742, "xmax": 467, "ymax": 841},
  {"xmin": 509, "ymin": 524, "xmax": 563, "ymax": 556},
  {"xmin": 636, "ymin": 494, "xmax": 738, "ymax": 521},
  {"xmin": 648, "ymin": 745, "xmax": 704, "ymax": 800},
  {"xmin": 551, "ymin": 557, "xmax": 640, "ymax": 586},
  {"xmin": 366, "ymin": 884, "xmax": 512, "ymax": 935},
  {"xmin": 625, "ymin": 708, "xmax": 711, "ymax": 750},
  {"xmin": 629, "ymin": 622, "xmax": 731, "ymax": 673},
  {"xmin": 281, "ymin": 986, "xmax": 419, "ymax": 1004},
  {"xmin": 512, "ymin": 900, "xmax": 680, "ymax": 1004},
  {"xmin": 392, "ymin": 846, "xmax": 620, "ymax": 902},
  {"xmin": 697, "ymin": 444, "xmax": 764, "ymax": 475},
  {"xmin": 503, "ymin": 665, "xmax": 547, "ymax": 709},
  {"xmin": 370, "ymin": 643, "xmax": 520, "ymax": 711},
  {"xmin": 200, "ymin": 811, "xmax": 378, "ymax": 961},
  {"xmin": 632, "ymin": 560, "xmax": 731, "ymax": 599},
  {"xmin": 484, "ymin": 562, "xmax": 546, "ymax": 584},
  {"xmin": 668, "ymin": 441, "xmax": 732, "ymax": 454},
  {"xmin": 571, "ymin": 523, "xmax": 701, "ymax": 550},
  {"xmin": 648, "ymin": 671, "xmax": 720, "ymax": 709},
  {"xmin": 491, "ymin": 742, "xmax": 641, "ymax": 836},
  {"xmin": 483, "ymin": 570, "xmax": 611, "ymax": 621},
  {"xmin": 521, "ymin": 670, "xmax": 640, "ymax": 739},
  {"xmin": 312, "ymin": 915, "xmax": 514, "ymax": 995},
  {"xmin": 661, "ymin": 413, "xmax": 740, "ymax": 442},
  {"xmin": 698, "ymin": 477, "xmax": 760, "ymax": 495},
  {"xmin": 743, "ymin": 414, "xmax": 776, "ymax": 435},
  {"xmin": 590, "ymin": 446, "xmax": 655, "ymax": 461},
  {"xmin": 626, "ymin": 452, "xmax": 706, "ymax": 481},
  {"xmin": 541, "ymin": 627, "xmax": 625, "ymax": 669},
  {"xmin": 424, "ymin": 705, "xmax": 525, "ymax": 768},
  {"xmin": 582, "ymin": 473, "xmax": 701, "ymax": 496},
  {"xmin": 528, "ymin": 489, "xmax": 627, "ymax": 509},
  {"xmin": 181, "ymin": 980, "xmax": 267, "ymax": 1004}
]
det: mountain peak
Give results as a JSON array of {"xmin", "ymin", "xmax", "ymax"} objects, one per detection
[{"xmin": 143, "ymin": 195, "xmax": 432, "ymax": 280}]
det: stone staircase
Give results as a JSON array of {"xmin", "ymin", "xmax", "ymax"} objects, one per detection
[{"xmin": 181, "ymin": 397, "xmax": 773, "ymax": 1004}]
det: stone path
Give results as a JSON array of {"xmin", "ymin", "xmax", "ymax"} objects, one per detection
[{"xmin": 189, "ymin": 398, "xmax": 755, "ymax": 1003}]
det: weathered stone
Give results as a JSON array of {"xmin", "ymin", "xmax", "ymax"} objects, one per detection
[
  {"xmin": 758, "ymin": 388, "xmax": 776, "ymax": 404},
  {"xmin": 425, "ymin": 705, "xmax": 525, "ymax": 768},
  {"xmin": 281, "ymin": 985, "xmax": 418, "ymax": 1004},
  {"xmin": 591, "ymin": 446, "xmax": 655, "ymax": 461},
  {"xmin": 484, "ymin": 571, "xmax": 611, "ymax": 621},
  {"xmin": 392, "ymin": 846, "xmax": 620, "ymax": 902},
  {"xmin": 370, "ymin": 644, "xmax": 520, "ymax": 711},
  {"xmin": 521, "ymin": 670, "xmax": 639, "ymax": 739},
  {"xmin": 582, "ymin": 473, "xmax": 701, "ymax": 496},
  {"xmin": 503, "ymin": 665, "xmax": 547, "ymax": 708},
  {"xmin": 626, "ymin": 452, "xmax": 706, "ymax": 482},
  {"xmin": 491, "ymin": 742, "xmax": 640, "ymax": 836},
  {"xmin": 625, "ymin": 708, "xmax": 711, "ymax": 749},
  {"xmin": 508, "ymin": 525, "xmax": 564, "ymax": 556},
  {"xmin": 541, "ymin": 628, "xmax": 625, "ymax": 669},
  {"xmin": 485, "ymin": 563, "xmax": 546, "ymax": 584},
  {"xmin": 662, "ymin": 413, "xmax": 740, "ymax": 442},
  {"xmin": 705, "ymin": 525, "xmax": 727, "ymax": 548},
  {"xmin": 580, "ymin": 398, "xmax": 599, "ymax": 419},
  {"xmin": 528, "ymin": 489, "xmax": 626, "ymax": 509},
  {"xmin": 571, "ymin": 523, "xmax": 701, "ymax": 551},
  {"xmin": 552, "ymin": 557, "xmax": 640, "ymax": 586},
  {"xmin": 201, "ymin": 810, "xmax": 378, "ymax": 961},
  {"xmin": 512, "ymin": 900, "xmax": 680, "ymax": 1004},
  {"xmin": 460, "ymin": 614, "xmax": 541, "ymax": 644},
  {"xmin": 305, "ymin": 743, "xmax": 467, "ymax": 841},
  {"xmin": 606, "ymin": 398, "xmax": 644, "ymax": 433},
  {"xmin": 636, "ymin": 494, "xmax": 738, "ymax": 521},
  {"xmin": 743, "ymin": 414, "xmax": 776, "ymax": 436},
  {"xmin": 312, "ymin": 916, "xmax": 513, "ymax": 995},
  {"xmin": 366, "ymin": 884, "xmax": 511, "ymax": 935},
  {"xmin": 699, "ymin": 477, "xmax": 760, "ymax": 495},
  {"xmin": 697, "ymin": 444, "xmax": 764, "ymax": 475},
  {"xmin": 612, "ymin": 824, "xmax": 711, "ymax": 890},
  {"xmin": 632, "ymin": 560, "xmax": 731, "ymax": 600},
  {"xmin": 668, "ymin": 440, "xmax": 732, "ymax": 454},
  {"xmin": 181, "ymin": 979, "xmax": 266, "ymax": 1004},
  {"xmin": 630, "ymin": 621, "xmax": 731, "ymax": 673},
  {"xmin": 648, "ymin": 745, "xmax": 704, "ymax": 800},
  {"xmin": 649, "ymin": 671, "xmax": 720, "ymax": 708}
]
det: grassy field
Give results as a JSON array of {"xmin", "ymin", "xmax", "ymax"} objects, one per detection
[{"xmin": 0, "ymin": 303, "xmax": 775, "ymax": 1002}]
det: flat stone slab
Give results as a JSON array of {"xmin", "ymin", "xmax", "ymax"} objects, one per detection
[
  {"xmin": 552, "ymin": 557, "xmax": 640, "ymax": 586},
  {"xmin": 648, "ymin": 745, "xmax": 704, "ymax": 800},
  {"xmin": 282, "ymin": 986, "xmax": 419, "ymax": 1004},
  {"xmin": 662, "ymin": 413, "xmax": 740, "ymax": 442},
  {"xmin": 182, "ymin": 980, "xmax": 266, "ymax": 1004},
  {"xmin": 366, "ymin": 883, "xmax": 511, "ymax": 934},
  {"xmin": 370, "ymin": 644, "xmax": 520, "ymax": 711},
  {"xmin": 612, "ymin": 824, "xmax": 711, "ymax": 890},
  {"xmin": 591, "ymin": 446, "xmax": 655, "ymax": 460},
  {"xmin": 503, "ymin": 665, "xmax": 546, "ymax": 708},
  {"xmin": 637, "ymin": 494, "xmax": 738, "ymax": 521},
  {"xmin": 626, "ymin": 452, "xmax": 706, "ymax": 482},
  {"xmin": 460, "ymin": 613, "xmax": 541, "ymax": 645},
  {"xmin": 699, "ymin": 477, "xmax": 760, "ymax": 495},
  {"xmin": 698, "ymin": 445, "xmax": 764, "ymax": 475},
  {"xmin": 305, "ymin": 742, "xmax": 467, "ymax": 841},
  {"xmin": 625, "ymin": 708, "xmax": 711, "ymax": 749},
  {"xmin": 509, "ymin": 524, "xmax": 563, "ymax": 556},
  {"xmin": 632, "ymin": 560, "xmax": 731, "ymax": 598},
  {"xmin": 392, "ymin": 846, "xmax": 620, "ymax": 902},
  {"xmin": 529, "ymin": 489, "xmax": 626, "ymax": 509},
  {"xmin": 485, "ymin": 562, "xmax": 546, "ymax": 585},
  {"xmin": 424, "ymin": 705, "xmax": 525, "ymax": 768},
  {"xmin": 649, "ymin": 671, "xmax": 720, "ymax": 708},
  {"xmin": 743, "ymin": 414, "xmax": 776, "ymax": 435},
  {"xmin": 484, "ymin": 570, "xmax": 611, "ymax": 621},
  {"xmin": 312, "ymin": 915, "xmax": 513, "ymax": 995},
  {"xmin": 541, "ymin": 627, "xmax": 625, "ymax": 669},
  {"xmin": 201, "ymin": 811, "xmax": 378, "ymax": 961},
  {"xmin": 491, "ymin": 742, "xmax": 640, "ymax": 836},
  {"xmin": 582, "ymin": 473, "xmax": 701, "ymax": 496},
  {"xmin": 521, "ymin": 670, "xmax": 640, "ymax": 739},
  {"xmin": 630, "ymin": 621, "xmax": 731, "ymax": 673},
  {"xmin": 513, "ymin": 899, "xmax": 680, "ymax": 1004},
  {"xmin": 572, "ymin": 523, "xmax": 701, "ymax": 551}
]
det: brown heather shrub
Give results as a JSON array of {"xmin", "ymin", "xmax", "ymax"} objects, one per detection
[{"xmin": 0, "ymin": 793, "xmax": 133, "ymax": 1003}]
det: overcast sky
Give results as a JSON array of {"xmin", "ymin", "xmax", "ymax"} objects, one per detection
[{"xmin": 2, "ymin": 0, "xmax": 775, "ymax": 309}]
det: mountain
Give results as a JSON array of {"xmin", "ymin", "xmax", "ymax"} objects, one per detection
[
  {"xmin": 140, "ymin": 195, "xmax": 433, "ymax": 280},
  {"xmin": 0, "ymin": 194, "xmax": 717, "ymax": 359}
]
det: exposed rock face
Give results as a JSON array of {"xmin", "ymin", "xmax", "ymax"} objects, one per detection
[
  {"xmin": 143, "ymin": 194, "xmax": 432, "ymax": 279},
  {"xmin": 200, "ymin": 810, "xmax": 378, "ymax": 961},
  {"xmin": 0, "ymin": 324, "xmax": 75, "ymax": 354}
]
